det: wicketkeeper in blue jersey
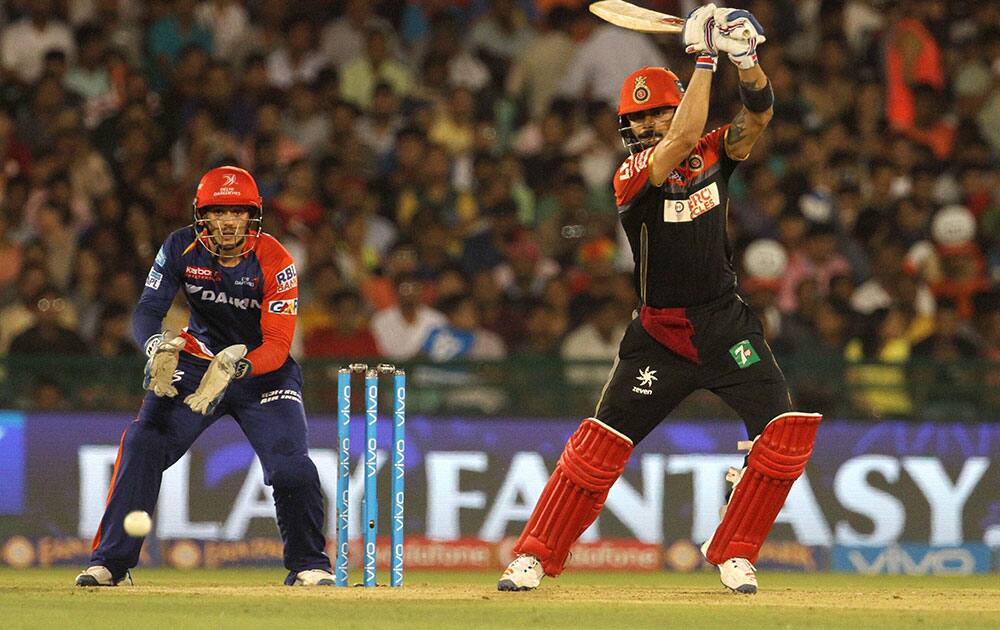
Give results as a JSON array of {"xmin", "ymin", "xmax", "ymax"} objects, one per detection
[{"xmin": 76, "ymin": 166, "xmax": 334, "ymax": 587}]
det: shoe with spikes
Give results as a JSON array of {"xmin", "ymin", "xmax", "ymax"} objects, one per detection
[
  {"xmin": 497, "ymin": 554, "xmax": 544, "ymax": 591},
  {"xmin": 75, "ymin": 566, "xmax": 133, "ymax": 587}
]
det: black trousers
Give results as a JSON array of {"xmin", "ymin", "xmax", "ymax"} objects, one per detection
[{"xmin": 595, "ymin": 295, "xmax": 792, "ymax": 445}]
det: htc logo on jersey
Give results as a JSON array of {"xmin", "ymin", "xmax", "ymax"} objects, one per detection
[
  {"xmin": 199, "ymin": 289, "xmax": 262, "ymax": 310},
  {"xmin": 663, "ymin": 182, "xmax": 720, "ymax": 223}
]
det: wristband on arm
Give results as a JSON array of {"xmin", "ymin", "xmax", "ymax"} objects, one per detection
[
  {"xmin": 695, "ymin": 53, "xmax": 718, "ymax": 72},
  {"xmin": 739, "ymin": 79, "xmax": 773, "ymax": 113}
]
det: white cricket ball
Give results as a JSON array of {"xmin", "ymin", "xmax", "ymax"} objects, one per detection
[{"xmin": 124, "ymin": 510, "xmax": 152, "ymax": 537}]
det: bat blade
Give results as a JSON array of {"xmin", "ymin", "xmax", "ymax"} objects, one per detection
[
  {"xmin": 589, "ymin": 0, "xmax": 753, "ymax": 39},
  {"xmin": 589, "ymin": 0, "xmax": 684, "ymax": 34}
]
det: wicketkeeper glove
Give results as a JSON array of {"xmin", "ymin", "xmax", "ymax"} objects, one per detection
[
  {"xmin": 184, "ymin": 344, "xmax": 251, "ymax": 415},
  {"xmin": 713, "ymin": 8, "xmax": 767, "ymax": 70},
  {"xmin": 142, "ymin": 331, "xmax": 185, "ymax": 397}
]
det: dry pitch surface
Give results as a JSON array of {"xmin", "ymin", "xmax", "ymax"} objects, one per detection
[{"xmin": 1, "ymin": 568, "xmax": 997, "ymax": 629}]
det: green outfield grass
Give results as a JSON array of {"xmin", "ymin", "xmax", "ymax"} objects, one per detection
[{"xmin": 1, "ymin": 568, "xmax": 997, "ymax": 629}]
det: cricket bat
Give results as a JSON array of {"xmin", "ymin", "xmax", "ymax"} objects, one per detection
[{"xmin": 589, "ymin": 0, "xmax": 752, "ymax": 39}]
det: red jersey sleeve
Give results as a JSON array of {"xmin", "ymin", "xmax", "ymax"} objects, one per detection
[
  {"xmin": 246, "ymin": 235, "xmax": 297, "ymax": 375},
  {"xmin": 693, "ymin": 125, "xmax": 729, "ymax": 165},
  {"xmin": 614, "ymin": 146, "xmax": 654, "ymax": 207}
]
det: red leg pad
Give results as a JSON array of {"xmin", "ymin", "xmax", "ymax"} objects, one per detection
[
  {"xmin": 705, "ymin": 412, "xmax": 822, "ymax": 565},
  {"xmin": 514, "ymin": 418, "xmax": 633, "ymax": 576}
]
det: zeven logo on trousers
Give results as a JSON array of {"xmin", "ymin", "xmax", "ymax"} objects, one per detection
[
  {"xmin": 730, "ymin": 340, "xmax": 760, "ymax": 368},
  {"xmin": 632, "ymin": 366, "xmax": 657, "ymax": 395}
]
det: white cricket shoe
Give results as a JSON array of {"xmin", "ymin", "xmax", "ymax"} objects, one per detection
[
  {"xmin": 716, "ymin": 557, "xmax": 758, "ymax": 594},
  {"xmin": 75, "ymin": 566, "xmax": 133, "ymax": 587},
  {"xmin": 700, "ymin": 538, "xmax": 757, "ymax": 594},
  {"xmin": 497, "ymin": 554, "xmax": 544, "ymax": 591},
  {"xmin": 291, "ymin": 569, "xmax": 335, "ymax": 586}
]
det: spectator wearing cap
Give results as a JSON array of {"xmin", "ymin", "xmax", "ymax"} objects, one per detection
[{"xmin": 924, "ymin": 205, "xmax": 989, "ymax": 319}]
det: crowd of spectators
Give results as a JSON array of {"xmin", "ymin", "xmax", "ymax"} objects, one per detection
[{"xmin": 0, "ymin": 1, "xmax": 997, "ymax": 410}]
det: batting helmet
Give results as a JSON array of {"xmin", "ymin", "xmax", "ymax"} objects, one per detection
[
  {"xmin": 618, "ymin": 67, "xmax": 685, "ymax": 154},
  {"xmin": 192, "ymin": 166, "xmax": 263, "ymax": 258}
]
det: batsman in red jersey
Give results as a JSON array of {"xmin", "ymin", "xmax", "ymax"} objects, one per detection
[
  {"xmin": 76, "ymin": 166, "xmax": 334, "ymax": 587},
  {"xmin": 499, "ymin": 5, "xmax": 821, "ymax": 594}
]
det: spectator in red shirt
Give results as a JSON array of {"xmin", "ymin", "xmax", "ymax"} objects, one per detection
[{"xmin": 303, "ymin": 288, "xmax": 378, "ymax": 358}]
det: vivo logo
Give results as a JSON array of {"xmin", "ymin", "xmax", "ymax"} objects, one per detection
[{"xmin": 836, "ymin": 544, "xmax": 988, "ymax": 575}]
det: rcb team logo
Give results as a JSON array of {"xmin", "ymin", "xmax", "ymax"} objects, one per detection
[{"xmin": 633, "ymin": 75, "xmax": 650, "ymax": 104}]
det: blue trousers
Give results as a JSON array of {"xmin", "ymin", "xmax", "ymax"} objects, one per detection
[{"xmin": 90, "ymin": 353, "xmax": 330, "ymax": 580}]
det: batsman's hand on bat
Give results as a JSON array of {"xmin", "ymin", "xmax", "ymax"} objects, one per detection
[
  {"xmin": 713, "ymin": 8, "xmax": 767, "ymax": 69},
  {"xmin": 682, "ymin": 3, "xmax": 718, "ymax": 55},
  {"xmin": 185, "ymin": 344, "xmax": 250, "ymax": 415},
  {"xmin": 143, "ymin": 330, "xmax": 185, "ymax": 397}
]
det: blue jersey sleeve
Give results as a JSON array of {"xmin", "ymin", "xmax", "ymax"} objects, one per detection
[{"xmin": 133, "ymin": 233, "xmax": 184, "ymax": 349}]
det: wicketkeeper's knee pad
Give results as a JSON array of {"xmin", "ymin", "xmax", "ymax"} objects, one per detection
[
  {"xmin": 704, "ymin": 412, "xmax": 821, "ymax": 565},
  {"xmin": 514, "ymin": 418, "xmax": 633, "ymax": 576}
]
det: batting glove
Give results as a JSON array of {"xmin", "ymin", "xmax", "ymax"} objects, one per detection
[
  {"xmin": 184, "ymin": 344, "xmax": 250, "ymax": 415},
  {"xmin": 142, "ymin": 331, "xmax": 185, "ymax": 397},
  {"xmin": 713, "ymin": 8, "xmax": 767, "ymax": 69},
  {"xmin": 683, "ymin": 3, "xmax": 718, "ymax": 56}
]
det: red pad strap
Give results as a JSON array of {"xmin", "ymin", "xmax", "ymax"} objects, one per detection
[
  {"xmin": 514, "ymin": 418, "xmax": 633, "ymax": 576},
  {"xmin": 705, "ymin": 412, "xmax": 822, "ymax": 565}
]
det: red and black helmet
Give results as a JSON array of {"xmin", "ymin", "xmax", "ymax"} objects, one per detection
[
  {"xmin": 618, "ymin": 67, "xmax": 685, "ymax": 154},
  {"xmin": 192, "ymin": 166, "xmax": 263, "ymax": 258}
]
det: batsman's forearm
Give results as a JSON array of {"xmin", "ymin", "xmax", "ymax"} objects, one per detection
[
  {"xmin": 737, "ymin": 64, "xmax": 767, "ymax": 89},
  {"xmin": 649, "ymin": 68, "xmax": 712, "ymax": 185}
]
